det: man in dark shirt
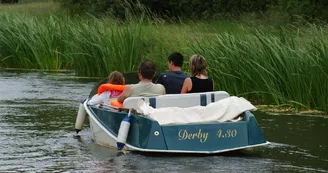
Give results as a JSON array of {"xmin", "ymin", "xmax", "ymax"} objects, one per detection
[{"xmin": 156, "ymin": 52, "xmax": 188, "ymax": 94}]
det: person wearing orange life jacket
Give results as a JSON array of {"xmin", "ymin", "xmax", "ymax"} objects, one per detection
[{"xmin": 88, "ymin": 71, "xmax": 125, "ymax": 105}]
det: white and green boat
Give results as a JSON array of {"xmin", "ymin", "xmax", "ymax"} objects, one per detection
[{"xmin": 78, "ymin": 87, "xmax": 270, "ymax": 154}]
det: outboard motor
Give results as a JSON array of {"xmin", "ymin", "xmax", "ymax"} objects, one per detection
[{"xmin": 75, "ymin": 100, "xmax": 87, "ymax": 133}]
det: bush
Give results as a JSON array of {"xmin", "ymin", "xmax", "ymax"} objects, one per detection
[
  {"xmin": 55, "ymin": 0, "xmax": 328, "ymax": 22},
  {"xmin": 55, "ymin": 0, "xmax": 133, "ymax": 18},
  {"xmin": 276, "ymin": 0, "xmax": 328, "ymax": 21},
  {"xmin": 1, "ymin": 0, "xmax": 19, "ymax": 3},
  {"xmin": 55, "ymin": 0, "xmax": 274, "ymax": 19}
]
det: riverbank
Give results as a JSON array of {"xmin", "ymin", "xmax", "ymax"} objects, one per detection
[
  {"xmin": 1, "ymin": 2, "xmax": 327, "ymax": 112},
  {"xmin": 256, "ymin": 105, "xmax": 327, "ymax": 116},
  {"xmin": 1, "ymin": 67, "xmax": 327, "ymax": 116}
]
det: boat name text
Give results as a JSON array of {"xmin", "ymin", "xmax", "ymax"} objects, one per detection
[
  {"xmin": 178, "ymin": 129, "xmax": 238, "ymax": 143},
  {"xmin": 178, "ymin": 129, "xmax": 208, "ymax": 143}
]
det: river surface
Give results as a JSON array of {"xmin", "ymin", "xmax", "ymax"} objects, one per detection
[{"xmin": 0, "ymin": 70, "xmax": 327, "ymax": 172}]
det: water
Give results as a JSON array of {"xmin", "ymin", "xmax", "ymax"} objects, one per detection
[{"xmin": 0, "ymin": 71, "xmax": 327, "ymax": 172}]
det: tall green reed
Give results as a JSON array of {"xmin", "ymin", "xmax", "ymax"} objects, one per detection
[
  {"xmin": 0, "ymin": 14, "xmax": 68, "ymax": 70},
  {"xmin": 1, "ymin": 9, "xmax": 327, "ymax": 111},
  {"xmin": 0, "ymin": 13, "xmax": 152, "ymax": 76},
  {"xmin": 189, "ymin": 26, "xmax": 328, "ymax": 111},
  {"xmin": 62, "ymin": 16, "xmax": 146, "ymax": 76}
]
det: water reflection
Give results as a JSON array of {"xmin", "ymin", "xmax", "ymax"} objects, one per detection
[
  {"xmin": 0, "ymin": 70, "xmax": 327, "ymax": 172},
  {"xmin": 256, "ymin": 112, "xmax": 328, "ymax": 172}
]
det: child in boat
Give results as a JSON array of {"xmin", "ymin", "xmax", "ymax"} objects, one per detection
[{"xmin": 88, "ymin": 71, "xmax": 125, "ymax": 105}]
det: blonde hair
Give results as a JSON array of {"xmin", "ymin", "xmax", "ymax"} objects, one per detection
[
  {"xmin": 107, "ymin": 71, "xmax": 125, "ymax": 85},
  {"xmin": 189, "ymin": 55, "xmax": 207, "ymax": 77}
]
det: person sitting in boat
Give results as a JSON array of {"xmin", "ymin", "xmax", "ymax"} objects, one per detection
[
  {"xmin": 88, "ymin": 71, "xmax": 125, "ymax": 105},
  {"xmin": 117, "ymin": 60, "xmax": 166, "ymax": 102},
  {"xmin": 181, "ymin": 55, "xmax": 214, "ymax": 93},
  {"xmin": 156, "ymin": 52, "xmax": 188, "ymax": 94}
]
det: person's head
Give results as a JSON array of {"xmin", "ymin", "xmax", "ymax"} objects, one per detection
[
  {"xmin": 107, "ymin": 71, "xmax": 125, "ymax": 85},
  {"xmin": 168, "ymin": 52, "xmax": 184, "ymax": 70},
  {"xmin": 138, "ymin": 60, "xmax": 156, "ymax": 80},
  {"xmin": 189, "ymin": 54, "xmax": 207, "ymax": 77}
]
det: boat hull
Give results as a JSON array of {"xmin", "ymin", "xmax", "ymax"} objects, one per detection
[
  {"xmin": 84, "ymin": 101, "xmax": 270, "ymax": 154},
  {"xmin": 88, "ymin": 114, "xmax": 118, "ymax": 148}
]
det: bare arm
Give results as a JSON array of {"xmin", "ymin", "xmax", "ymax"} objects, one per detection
[
  {"xmin": 88, "ymin": 92, "xmax": 108, "ymax": 105},
  {"xmin": 181, "ymin": 78, "xmax": 192, "ymax": 94},
  {"xmin": 117, "ymin": 85, "xmax": 132, "ymax": 102}
]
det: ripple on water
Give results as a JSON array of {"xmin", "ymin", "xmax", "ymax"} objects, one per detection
[{"xmin": 1, "ymin": 71, "xmax": 328, "ymax": 172}]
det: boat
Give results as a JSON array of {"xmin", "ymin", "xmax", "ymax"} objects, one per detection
[{"xmin": 77, "ymin": 85, "xmax": 270, "ymax": 154}]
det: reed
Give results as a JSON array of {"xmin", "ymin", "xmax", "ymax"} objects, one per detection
[
  {"xmin": 0, "ymin": 13, "xmax": 151, "ymax": 76},
  {"xmin": 189, "ymin": 25, "xmax": 328, "ymax": 111},
  {"xmin": 0, "ymin": 11, "xmax": 195, "ymax": 75},
  {"xmin": 0, "ymin": 4, "xmax": 327, "ymax": 112}
]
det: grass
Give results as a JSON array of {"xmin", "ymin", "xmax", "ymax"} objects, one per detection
[
  {"xmin": 0, "ymin": 2, "xmax": 328, "ymax": 112},
  {"xmin": 0, "ymin": 1, "xmax": 60, "ymax": 15}
]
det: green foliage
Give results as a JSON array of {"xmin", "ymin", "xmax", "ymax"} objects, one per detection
[
  {"xmin": 54, "ymin": 0, "xmax": 328, "ymax": 22},
  {"xmin": 276, "ymin": 0, "xmax": 328, "ymax": 21},
  {"xmin": 0, "ymin": 1, "xmax": 62, "ymax": 16},
  {"xmin": 1, "ymin": 9, "xmax": 328, "ymax": 112},
  {"xmin": 55, "ymin": 0, "xmax": 273, "ymax": 19},
  {"xmin": 0, "ymin": 13, "xmax": 151, "ymax": 76},
  {"xmin": 55, "ymin": 0, "xmax": 132, "ymax": 18},
  {"xmin": 0, "ymin": 0, "xmax": 18, "ymax": 3},
  {"xmin": 189, "ymin": 26, "xmax": 328, "ymax": 112},
  {"xmin": 0, "ymin": 14, "xmax": 69, "ymax": 69}
]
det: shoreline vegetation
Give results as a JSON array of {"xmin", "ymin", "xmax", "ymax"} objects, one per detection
[
  {"xmin": 2, "ymin": 67, "xmax": 327, "ymax": 116},
  {"xmin": 1, "ymin": 1, "xmax": 327, "ymax": 114},
  {"xmin": 256, "ymin": 105, "xmax": 327, "ymax": 117}
]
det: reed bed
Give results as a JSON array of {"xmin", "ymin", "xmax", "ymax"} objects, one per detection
[
  {"xmin": 190, "ymin": 26, "xmax": 328, "ymax": 111},
  {"xmin": 0, "ymin": 13, "xmax": 152, "ymax": 76},
  {"xmin": 0, "ymin": 10, "xmax": 327, "ymax": 112}
]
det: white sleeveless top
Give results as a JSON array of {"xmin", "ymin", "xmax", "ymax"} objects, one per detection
[
  {"xmin": 129, "ymin": 82, "xmax": 165, "ymax": 97},
  {"xmin": 88, "ymin": 90, "xmax": 122, "ymax": 105}
]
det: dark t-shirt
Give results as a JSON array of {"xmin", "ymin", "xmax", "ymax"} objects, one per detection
[
  {"xmin": 157, "ymin": 71, "xmax": 188, "ymax": 94},
  {"xmin": 187, "ymin": 77, "xmax": 214, "ymax": 93}
]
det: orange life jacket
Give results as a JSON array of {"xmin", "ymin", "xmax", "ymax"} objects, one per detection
[
  {"xmin": 97, "ymin": 84, "xmax": 125, "ymax": 107},
  {"xmin": 97, "ymin": 84, "xmax": 126, "ymax": 95},
  {"xmin": 110, "ymin": 99, "xmax": 123, "ymax": 107}
]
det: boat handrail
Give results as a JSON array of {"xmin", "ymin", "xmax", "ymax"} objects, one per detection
[{"xmin": 123, "ymin": 91, "xmax": 230, "ymax": 109}]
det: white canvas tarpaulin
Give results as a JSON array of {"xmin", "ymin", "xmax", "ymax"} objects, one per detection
[{"xmin": 136, "ymin": 96, "xmax": 257, "ymax": 125}]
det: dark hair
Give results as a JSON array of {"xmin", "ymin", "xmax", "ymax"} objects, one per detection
[
  {"xmin": 189, "ymin": 55, "xmax": 207, "ymax": 77},
  {"xmin": 107, "ymin": 71, "xmax": 125, "ymax": 85},
  {"xmin": 168, "ymin": 52, "xmax": 184, "ymax": 67},
  {"xmin": 138, "ymin": 60, "xmax": 156, "ymax": 80}
]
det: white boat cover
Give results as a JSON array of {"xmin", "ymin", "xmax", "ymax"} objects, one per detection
[{"xmin": 136, "ymin": 96, "xmax": 257, "ymax": 125}]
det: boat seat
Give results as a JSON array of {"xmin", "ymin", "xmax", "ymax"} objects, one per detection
[{"xmin": 122, "ymin": 91, "xmax": 230, "ymax": 109}]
